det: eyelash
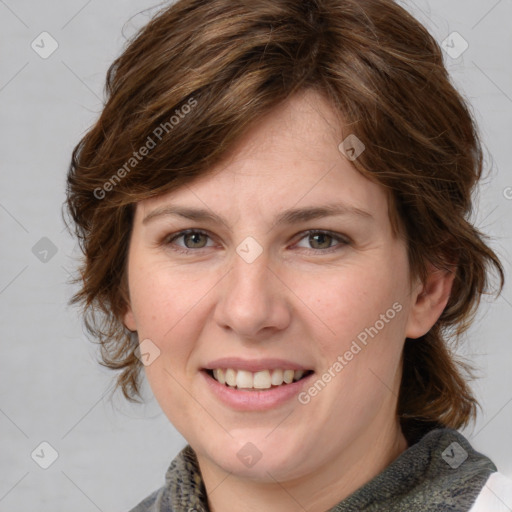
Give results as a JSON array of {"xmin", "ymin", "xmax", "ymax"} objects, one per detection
[{"xmin": 162, "ymin": 229, "xmax": 350, "ymax": 255}]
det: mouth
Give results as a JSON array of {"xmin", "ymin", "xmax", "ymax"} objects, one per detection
[{"xmin": 203, "ymin": 368, "xmax": 314, "ymax": 391}]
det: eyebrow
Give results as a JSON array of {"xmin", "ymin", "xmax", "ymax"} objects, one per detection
[{"xmin": 142, "ymin": 203, "xmax": 373, "ymax": 227}]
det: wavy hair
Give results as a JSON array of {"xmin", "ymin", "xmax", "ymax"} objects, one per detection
[{"xmin": 66, "ymin": 0, "xmax": 504, "ymax": 432}]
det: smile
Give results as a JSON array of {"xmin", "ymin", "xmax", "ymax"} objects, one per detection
[{"xmin": 207, "ymin": 368, "xmax": 314, "ymax": 390}]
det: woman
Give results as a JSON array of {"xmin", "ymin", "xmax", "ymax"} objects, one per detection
[{"xmin": 66, "ymin": 0, "xmax": 511, "ymax": 510}]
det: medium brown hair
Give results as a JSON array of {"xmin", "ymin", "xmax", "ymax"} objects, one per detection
[{"xmin": 66, "ymin": 0, "xmax": 504, "ymax": 431}]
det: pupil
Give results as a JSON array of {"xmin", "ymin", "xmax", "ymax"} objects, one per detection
[
  {"xmin": 186, "ymin": 233, "xmax": 205, "ymax": 248},
  {"xmin": 312, "ymin": 233, "xmax": 331, "ymax": 249}
]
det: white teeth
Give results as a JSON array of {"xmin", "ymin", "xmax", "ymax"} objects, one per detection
[
  {"xmin": 283, "ymin": 369, "xmax": 295, "ymax": 384},
  {"xmin": 225, "ymin": 368, "xmax": 237, "ymax": 387},
  {"xmin": 215, "ymin": 368, "xmax": 226, "ymax": 385},
  {"xmin": 271, "ymin": 369, "xmax": 284, "ymax": 386},
  {"xmin": 253, "ymin": 370, "xmax": 272, "ymax": 389},
  {"xmin": 210, "ymin": 368, "xmax": 309, "ymax": 389},
  {"xmin": 236, "ymin": 370, "xmax": 253, "ymax": 389},
  {"xmin": 293, "ymin": 370, "xmax": 304, "ymax": 381}
]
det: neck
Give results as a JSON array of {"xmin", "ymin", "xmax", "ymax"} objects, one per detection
[{"xmin": 197, "ymin": 417, "xmax": 408, "ymax": 512}]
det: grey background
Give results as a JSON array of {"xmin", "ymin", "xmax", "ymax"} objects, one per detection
[{"xmin": 0, "ymin": 0, "xmax": 511, "ymax": 510}]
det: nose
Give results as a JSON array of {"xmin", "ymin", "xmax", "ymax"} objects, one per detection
[{"xmin": 213, "ymin": 249, "xmax": 292, "ymax": 340}]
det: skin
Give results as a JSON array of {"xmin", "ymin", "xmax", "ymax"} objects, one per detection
[{"xmin": 123, "ymin": 90, "xmax": 455, "ymax": 512}]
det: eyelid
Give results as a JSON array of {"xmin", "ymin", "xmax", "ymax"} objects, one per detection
[
  {"xmin": 291, "ymin": 229, "xmax": 350, "ymax": 252},
  {"xmin": 294, "ymin": 229, "xmax": 352, "ymax": 255},
  {"xmin": 164, "ymin": 229, "xmax": 216, "ymax": 251}
]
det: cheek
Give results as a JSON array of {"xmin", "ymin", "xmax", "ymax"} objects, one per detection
[
  {"xmin": 128, "ymin": 258, "xmax": 212, "ymax": 339},
  {"xmin": 127, "ymin": 257, "xmax": 222, "ymax": 403},
  {"xmin": 293, "ymin": 262, "xmax": 405, "ymax": 345},
  {"xmin": 130, "ymin": 263, "xmax": 211, "ymax": 420}
]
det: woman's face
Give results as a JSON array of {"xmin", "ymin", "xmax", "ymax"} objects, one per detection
[{"xmin": 123, "ymin": 90, "xmax": 428, "ymax": 484}]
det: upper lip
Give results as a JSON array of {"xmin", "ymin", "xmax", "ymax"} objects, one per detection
[{"xmin": 203, "ymin": 357, "xmax": 312, "ymax": 372}]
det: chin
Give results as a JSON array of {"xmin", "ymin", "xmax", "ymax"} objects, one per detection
[{"xmin": 198, "ymin": 436, "xmax": 313, "ymax": 482}]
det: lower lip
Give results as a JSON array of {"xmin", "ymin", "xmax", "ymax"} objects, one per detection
[{"xmin": 201, "ymin": 371, "xmax": 314, "ymax": 411}]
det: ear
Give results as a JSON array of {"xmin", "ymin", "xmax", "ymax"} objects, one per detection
[
  {"xmin": 120, "ymin": 275, "xmax": 137, "ymax": 331},
  {"xmin": 405, "ymin": 262, "xmax": 456, "ymax": 339},
  {"xmin": 123, "ymin": 305, "xmax": 137, "ymax": 332}
]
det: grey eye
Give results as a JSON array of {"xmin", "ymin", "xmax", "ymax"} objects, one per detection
[{"xmin": 182, "ymin": 232, "xmax": 209, "ymax": 248}]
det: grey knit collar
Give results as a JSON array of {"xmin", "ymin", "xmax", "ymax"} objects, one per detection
[{"xmin": 134, "ymin": 428, "xmax": 496, "ymax": 512}]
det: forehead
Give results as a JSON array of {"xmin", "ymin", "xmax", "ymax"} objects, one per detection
[{"xmin": 136, "ymin": 90, "xmax": 390, "ymax": 226}]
